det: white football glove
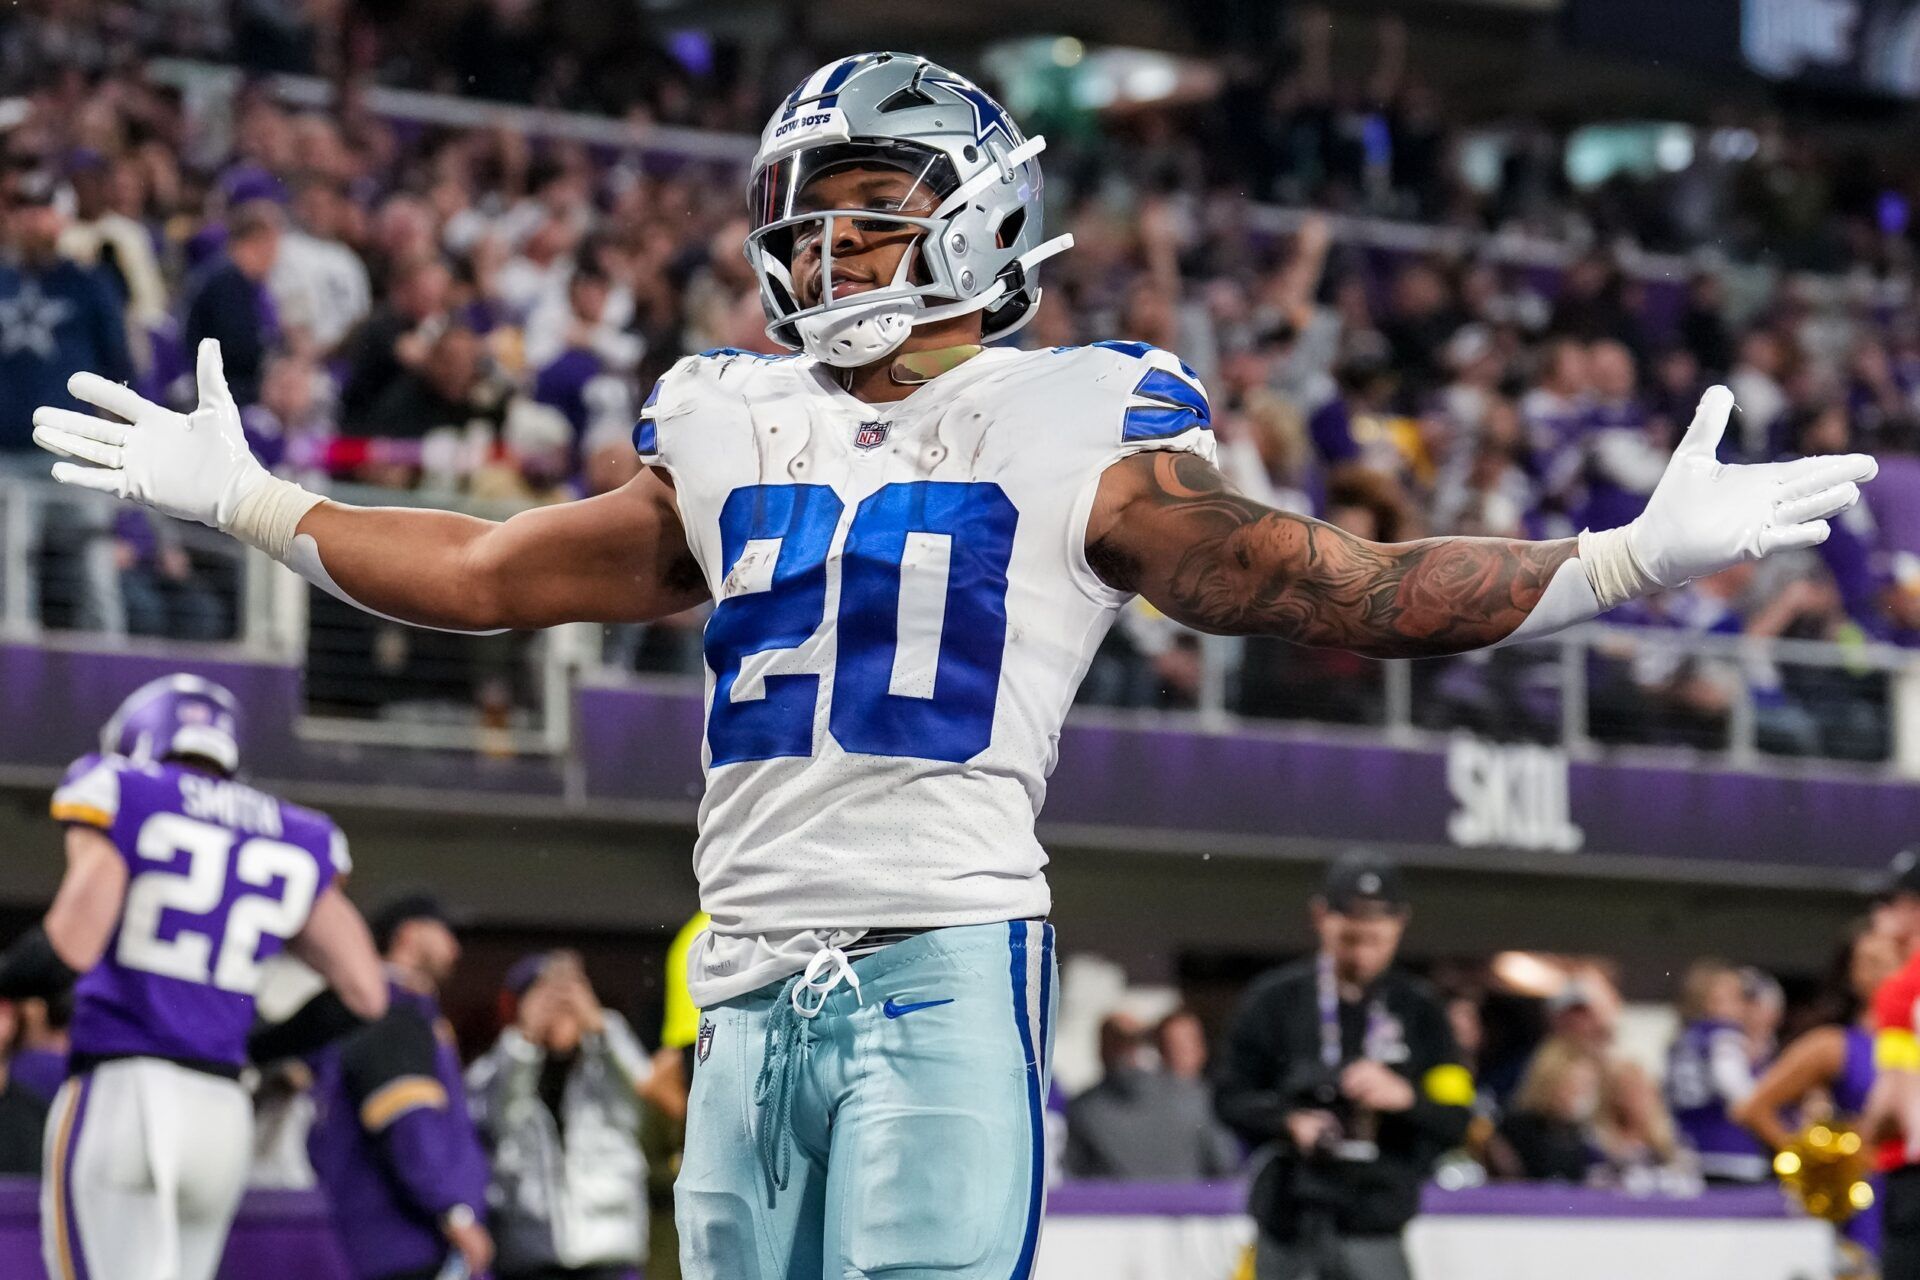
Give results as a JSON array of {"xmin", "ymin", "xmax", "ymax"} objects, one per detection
[
  {"xmin": 33, "ymin": 338, "xmax": 270, "ymax": 531},
  {"xmin": 1582, "ymin": 385, "xmax": 1877, "ymax": 608}
]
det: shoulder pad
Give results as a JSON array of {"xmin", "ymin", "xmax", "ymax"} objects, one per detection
[
  {"xmin": 1058, "ymin": 341, "xmax": 1211, "ymax": 443},
  {"xmin": 636, "ymin": 350, "xmax": 807, "ymax": 461},
  {"xmin": 51, "ymin": 754, "xmax": 122, "ymax": 830}
]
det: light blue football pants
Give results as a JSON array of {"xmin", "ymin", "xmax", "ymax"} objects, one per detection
[{"xmin": 677, "ymin": 920, "xmax": 1058, "ymax": 1280}]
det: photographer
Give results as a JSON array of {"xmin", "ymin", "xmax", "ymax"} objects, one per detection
[
  {"xmin": 1215, "ymin": 853, "xmax": 1473, "ymax": 1280},
  {"xmin": 466, "ymin": 950, "xmax": 654, "ymax": 1280}
]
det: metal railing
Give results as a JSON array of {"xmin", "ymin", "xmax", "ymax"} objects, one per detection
[
  {"xmin": 5, "ymin": 468, "xmax": 1918, "ymax": 774},
  {"xmin": 0, "ymin": 463, "xmax": 259, "ymax": 648}
]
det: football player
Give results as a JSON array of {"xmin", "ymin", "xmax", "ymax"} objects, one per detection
[
  {"xmin": 0, "ymin": 674, "xmax": 388, "ymax": 1280},
  {"xmin": 31, "ymin": 53, "xmax": 1875, "ymax": 1279}
]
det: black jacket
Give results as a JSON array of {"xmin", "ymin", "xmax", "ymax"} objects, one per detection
[{"xmin": 1214, "ymin": 957, "xmax": 1472, "ymax": 1240}]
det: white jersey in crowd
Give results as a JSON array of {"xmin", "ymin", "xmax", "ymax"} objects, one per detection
[{"xmin": 638, "ymin": 340, "xmax": 1215, "ymax": 1004}]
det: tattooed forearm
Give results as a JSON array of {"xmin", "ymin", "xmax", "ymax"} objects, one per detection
[{"xmin": 1093, "ymin": 452, "xmax": 1577, "ymax": 658}]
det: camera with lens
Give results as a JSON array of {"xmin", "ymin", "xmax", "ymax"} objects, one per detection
[{"xmin": 1280, "ymin": 1060, "xmax": 1380, "ymax": 1164}]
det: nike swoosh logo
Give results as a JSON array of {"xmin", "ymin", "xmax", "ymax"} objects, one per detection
[{"xmin": 883, "ymin": 997, "xmax": 955, "ymax": 1019}]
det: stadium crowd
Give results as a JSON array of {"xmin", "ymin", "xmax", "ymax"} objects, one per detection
[{"xmin": 0, "ymin": 3, "xmax": 1917, "ymax": 758}]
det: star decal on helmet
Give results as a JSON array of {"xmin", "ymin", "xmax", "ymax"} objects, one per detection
[{"xmin": 925, "ymin": 75, "xmax": 1021, "ymax": 151}]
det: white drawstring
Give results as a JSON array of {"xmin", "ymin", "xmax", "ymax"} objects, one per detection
[{"xmin": 790, "ymin": 945, "xmax": 862, "ymax": 1018}]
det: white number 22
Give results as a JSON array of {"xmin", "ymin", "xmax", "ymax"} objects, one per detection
[{"xmin": 117, "ymin": 812, "xmax": 319, "ymax": 993}]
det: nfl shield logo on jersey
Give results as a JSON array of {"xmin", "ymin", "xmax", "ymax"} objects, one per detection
[
  {"xmin": 853, "ymin": 420, "xmax": 892, "ymax": 450},
  {"xmin": 697, "ymin": 1017, "xmax": 716, "ymax": 1063}
]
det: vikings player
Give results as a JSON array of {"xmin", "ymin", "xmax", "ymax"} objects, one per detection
[
  {"xmin": 0, "ymin": 674, "xmax": 387, "ymax": 1280},
  {"xmin": 31, "ymin": 53, "xmax": 1875, "ymax": 1279}
]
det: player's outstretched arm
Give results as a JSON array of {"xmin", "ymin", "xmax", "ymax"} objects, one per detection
[
  {"xmin": 1088, "ymin": 386, "xmax": 1876, "ymax": 659},
  {"xmin": 293, "ymin": 469, "xmax": 708, "ymax": 631},
  {"xmin": 33, "ymin": 339, "xmax": 710, "ymax": 632}
]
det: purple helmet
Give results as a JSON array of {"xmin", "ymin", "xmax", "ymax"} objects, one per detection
[{"xmin": 100, "ymin": 674, "xmax": 243, "ymax": 776}]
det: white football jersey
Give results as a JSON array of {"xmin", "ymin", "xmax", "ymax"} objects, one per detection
[{"xmin": 639, "ymin": 341, "xmax": 1214, "ymax": 1003}]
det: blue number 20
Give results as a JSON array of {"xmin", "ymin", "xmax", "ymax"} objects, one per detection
[{"xmin": 705, "ymin": 481, "xmax": 1018, "ymax": 766}]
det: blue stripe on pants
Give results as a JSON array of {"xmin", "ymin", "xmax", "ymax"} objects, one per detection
[{"xmin": 1008, "ymin": 921, "xmax": 1043, "ymax": 1279}]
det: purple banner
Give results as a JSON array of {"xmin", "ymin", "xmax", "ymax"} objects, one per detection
[
  {"xmin": 576, "ymin": 684, "xmax": 1920, "ymax": 879},
  {"xmin": 0, "ymin": 643, "xmax": 304, "ymax": 774},
  {"xmin": 0, "ymin": 642, "xmax": 565, "ymax": 798}
]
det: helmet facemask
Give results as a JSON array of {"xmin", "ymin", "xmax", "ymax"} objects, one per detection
[{"xmin": 748, "ymin": 142, "xmax": 960, "ymax": 367}]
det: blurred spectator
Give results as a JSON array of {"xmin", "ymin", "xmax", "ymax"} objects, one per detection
[
  {"xmin": 1479, "ymin": 978, "xmax": 1615, "ymax": 1107},
  {"xmin": 364, "ymin": 322, "xmax": 506, "ymax": 443},
  {"xmin": 111, "ymin": 508, "xmax": 226, "ymax": 640},
  {"xmin": 1378, "ymin": 260, "xmax": 1460, "ymax": 403},
  {"xmin": 1308, "ymin": 344, "xmax": 1419, "ymax": 541},
  {"xmin": 57, "ymin": 151, "xmax": 167, "ymax": 362},
  {"xmin": 1158, "ymin": 1008, "xmax": 1213, "ymax": 1084},
  {"xmin": 270, "ymin": 176, "xmax": 373, "ymax": 357},
  {"xmin": 1545, "ymin": 981, "xmax": 1615, "ymax": 1061},
  {"xmin": 1519, "ymin": 338, "xmax": 1589, "ymax": 530},
  {"xmin": 1579, "ymin": 340, "xmax": 1666, "ymax": 532},
  {"xmin": 524, "ymin": 254, "xmax": 641, "ymax": 376},
  {"xmin": 338, "ymin": 255, "xmax": 453, "ymax": 426},
  {"xmin": 1665, "ymin": 959, "xmax": 1770, "ymax": 1183},
  {"xmin": 1592, "ymin": 563, "xmax": 1848, "ymax": 755},
  {"xmin": 1430, "ymin": 397, "xmax": 1534, "ymax": 539},
  {"xmin": 497, "ymin": 208, "xmax": 583, "ymax": 318},
  {"xmin": 241, "ymin": 351, "xmax": 332, "ymax": 472},
  {"xmin": 1496, "ymin": 1037, "xmax": 1599, "ymax": 1182},
  {"xmin": 0, "ymin": 997, "xmax": 47, "ymax": 1174},
  {"xmin": 250, "ymin": 1060, "xmax": 319, "ymax": 1190},
  {"xmin": 1214, "ymin": 337, "xmax": 1314, "ymax": 512},
  {"xmin": 1591, "ymin": 1061, "xmax": 1694, "ymax": 1191},
  {"xmin": 0, "ymin": 166, "xmax": 133, "ymax": 453},
  {"xmin": 468, "ymin": 950, "xmax": 655, "ymax": 1280},
  {"xmin": 1866, "ymin": 852, "xmax": 1920, "ymax": 1274},
  {"xmin": 183, "ymin": 199, "xmax": 283, "ymax": 406},
  {"xmin": 1727, "ymin": 330, "xmax": 1792, "ymax": 459},
  {"xmin": 306, "ymin": 894, "xmax": 494, "ymax": 1280},
  {"xmin": 1063, "ymin": 1011, "xmax": 1239, "ymax": 1180}
]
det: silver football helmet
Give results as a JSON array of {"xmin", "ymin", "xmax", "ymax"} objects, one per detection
[{"xmin": 745, "ymin": 52, "xmax": 1073, "ymax": 367}]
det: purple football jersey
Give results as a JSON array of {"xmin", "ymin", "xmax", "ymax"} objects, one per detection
[
  {"xmin": 1665, "ymin": 1018, "xmax": 1768, "ymax": 1179},
  {"xmin": 53, "ymin": 754, "xmax": 347, "ymax": 1070}
]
